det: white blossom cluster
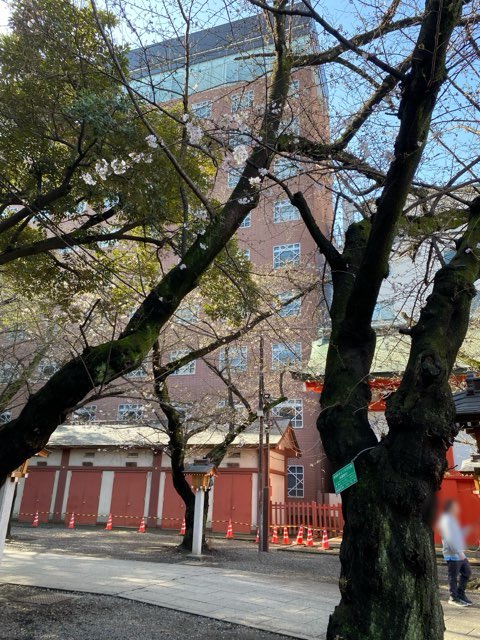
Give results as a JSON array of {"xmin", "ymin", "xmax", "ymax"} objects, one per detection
[
  {"xmin": 232, "ymin": 145, "xmax": 249, "ymax": 166},
  {"xmin": 185, "ymin": 122, "xmax": 203, "ymax": 145},
  {"xmin": 81, "ymin": 140, "xmax": 156, "ymax": 186}
]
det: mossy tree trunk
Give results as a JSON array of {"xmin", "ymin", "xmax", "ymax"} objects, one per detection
[{"xmin": 296, "ymin": 0, "xmax": 469, "ymax": 636}]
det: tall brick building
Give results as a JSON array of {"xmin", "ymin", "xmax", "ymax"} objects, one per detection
[
  {"xmin": 9, "ymin": 11, "xmax": 334, "ymax": 515},
  {"xmin": 124, "ymin": 11, "xmax": 334, "ymax": 501}
]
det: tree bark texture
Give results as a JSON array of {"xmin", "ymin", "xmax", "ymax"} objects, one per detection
[{"xmin": 315, "ymin": 0, "xmax": 467, "ymax": 637}]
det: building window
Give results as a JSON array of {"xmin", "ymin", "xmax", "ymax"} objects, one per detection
[
  {"xmin": 227, "ymin": 167, "xmax": 243, "ymax": 188},
  {"xmin": 273, "ymin": 243, "xmax": 301, "ymax": 269},
  {"xmin": 229, "ymin": 130, "xmax": 251, "ymax": 148},
  {"xmin": 175, "ymin": 307, "xmax": 199, "ymax": 325},
  {"xmin": 125, "ymin": 366, "xmax": 147, "ymax": 379},
  {"xmin": 281, "ymin": 117, "xmax": 300, "ymax": 136},
  {"xmin": 171, "ymin": 402, "xmax": 193, "ymax": 419},
  {"xmin": 38, "ymin": 359, "xmax": 60, "ymax": 379},
  {"xmin": 274, "ymin": 158, "xmax": 300, "ymax": 180},
  {"xmin": 272, "ymin": 399, "xmax": 303, "ymax": 428},
  {"xmin": 231, "ymin": 90, "xmax": 254, "ymax": 113},
  {"xmin": 118, "ymin": 403, "xmax": 144, "ymax": 421},
  {"xmin": 242, "ymin": 247, "xmax": 251, "ymax": 261},
  {"xmin": 219, "ymin": 346, "xmax": 248, "ymax": 372},
  {"xmin": 278, "ymin": 291, "xmax": 301, "ymax": 317},
  {"xmin": 0, "ymin": 362, "xmax": 14, "ymax": 383},
  {"xmin": 288, "ymin": 465, "xmax": 304, "ymax": 498},
  {"xmin": 272, "ymin": 342, "xmax": 302, "ymax": 369},
  {"xmin": 372, "ymin": 303, "xmax": 396, "ymax": 325},
  {"xmin": 273, "ymin": 199, "xmax": 300, "ymax": 223},
  {"xmin": 73, "ymin": 405, "xmax": 97, "ymax": 421},
  {"xmin": 169, "ymin": 350, "xmax": 196, "ymax": 375},
  {"xmin": 191, "ymin": 100, "xmax": 212, "ymax": 119},
  {"xmin": 288, "ymin": 79, "xmax": 300, "ymax": 97},
  {"xmin": 0, "ymin": 411, "xmax": 12, "ymax": 424},
  {"xmin": 239, "ymin": 212, "xmax": 251, "ymax": 228}
]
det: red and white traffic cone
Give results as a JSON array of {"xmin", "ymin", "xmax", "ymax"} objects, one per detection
[
  {"xmin": 321, "ymin": 528, "xmax": 330, "ymax": 550},
  {"xmin": 306, "ymin": 526, "xmax": 314, "ymax": 547},
  {"xmin": 282, "ymin": 526, "xmax": 290, "ymax": 545},
  {"xmin": 225, "ymin": 518, "xmax": 234, "ymax": 539},
  {"xmin": 137, "ymin": 516, "xmax": 146, "ymax": 533},
  {"xmin": 68, "ymin": 513, "xmax": 75, "ymax": 529},
  {"xmin": 32, "ymin": 511, "xmax": 39, "ymax": 528},
  {"xmin": 179, "ymin": 518, "xmax": 186, "ymax": 535},
  {"xmin": 254, "ymin": 527, "xmax": 259, "ymax": 544},
  {"xmin": 295, "ymin": 525, "xmax": 304, "ymax": 545},
  {"xmin": 105, "ymin": 513, "xmax": 113, "ymax": 531},
  {"xmin": 271, "ymin": 525, "xmax": 278, "ymax": 544}
]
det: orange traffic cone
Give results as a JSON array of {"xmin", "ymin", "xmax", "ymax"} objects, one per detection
[
  {"xmin": 295, "ymin": 525, "xmax": 304, "ymax": 545},
  {"xmin": 179, "ymin": 518, "xmax": 186, "ymax": 535},
  {"xmin": 282, "ymin": 526, "xmax": 290, "ymax": 545},
  {"xmin": 306, "ymin": 526, "xmax": 314, "ymax": 547},
  {"xmin": 321, "ymin": 528, "xmax": 330, "ymax": 550},
  {"xmin": 32, "ymin": 511, "xmax": 39, "ymax": 528},
  {"xmin": 271, "ymin": 525, "xmax": 278, "ymax": 544},
  {"xmin": 225, "ymin": 518, "xmax": 234, "ymax": 539},
  {"xmin": 254, "ymin": 527, "xmax": 259, "ymax": 544},
  {"xmin": 138, "ymin": 517, "xmax": 146, "ymax": 533},
  {"xmin": 105, "ymin": 513, "xmax": 113, "ymax": 531},
  {"xmin": 68, "ymin": 513, "xmax": 75, "ymax": 529}
]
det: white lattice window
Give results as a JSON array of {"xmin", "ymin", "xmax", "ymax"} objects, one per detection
[
  {"xmin": 288, "ymin": 79, "xmax": 300, "ymax": 97},
  {"xmin": 231, "ymin": 90, "xmax": 254, "ymax": 113},
  {"xmin": 239, "ymin": 212, "xmax": 251, "ymax": 228},
  {"xmin": 175, "ymin": 307, "xmax": 199, "ymax": 325},
  {"xmin": 273, "ymin": 199, "xmax": 300, "ymax": 223},
  {"xmin": 118, "ymin": 403, "xmax": 144, "ymax": 421},
  {"xmin": 0, "ymin": 362, "xmax": 14, "ymax": 383},
  {"xmin": 278, "ymin": 291, "xmax": 301, "ymax": 317},
  {"xmin": 38, "ymin": 359, "xmax": 60, "ymax": 379},
  {"xmin": 227, "ymin": 167, "xmax": 242, "ymax": 188},
  {"xmin": 219, "ymin": 346, "xmax": 248, "ymax": 372},
  {"xmin": 229, "ymin": 130, "xmax": 251, "ymax": 147},
  {"xmin": 273, "ymin": 243, "xmax": 300, "ymax": 269},
  {"xmin": 125, "ymin": 366, "xmax": 147, "ymax": 379},
  {"xmin": 280, "ymin": 117, "xmax": 300, "ymax": 136},
  {"xmin": 271, "ymin": 342, "xmax": 302, "ymax": 369},
  {"xmin": 191, "ymin": 100, "xmax": 212, "ymax": 119},
  {"xmin": 272, "ymin": 399, "xmax": 303, "ymax": 428},
  {"xmin": 288, "ymin": 465, "xmax": 304, "ymax": 497},
  {"xmin": 169, "ymin": 350, "xmax": 196, "ymax": 375},
  {"xmin": 0, "ymin": 411, "xmax": 12, "ymax": 424},
  {"xmin": 242, "ymin": 247, "xmax": 251, "ymax": 261},
  {"xmin": 73, "ymin": 405, "xmax": 97, "ymax": 421},
  {"xmin": 274, "ymin": 158, "xmax": 300, "ymax": 180}
]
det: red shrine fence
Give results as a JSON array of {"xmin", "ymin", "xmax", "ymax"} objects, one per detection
[{"xmin": 270, "ymin": 501, "xmax": 344, "ymax": 537}]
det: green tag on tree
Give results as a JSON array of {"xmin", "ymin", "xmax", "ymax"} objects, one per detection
[{"xmin": 333, "ymin": 462, "xmax": 358, "ymax": 494}]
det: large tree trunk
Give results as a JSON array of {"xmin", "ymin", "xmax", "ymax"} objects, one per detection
[
  {"xmin": 322, "ymin": 200, "xmax": 480, "ymax": 639},
  {"xmin": 312, "ymin": 0, "xmax": 466, "ymax": 635}
]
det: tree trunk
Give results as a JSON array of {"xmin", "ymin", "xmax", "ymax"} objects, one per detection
[{"xmin": 327, "ymin": 446, "xmax": 443, "ymax": 640}]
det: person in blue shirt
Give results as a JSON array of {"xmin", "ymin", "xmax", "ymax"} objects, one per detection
[{"xmin": 438, "ymin": 499, "xmax": 473, "ymax": 607}]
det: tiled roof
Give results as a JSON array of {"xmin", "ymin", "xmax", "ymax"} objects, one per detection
[{"xmin": 47, "ymin": 418, "xmax": 292, "ymax": 449}]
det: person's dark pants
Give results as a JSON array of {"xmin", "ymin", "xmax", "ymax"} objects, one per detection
[{"xmin": 447, "ymin": 559, "xmax": 472, "ymax": 599}]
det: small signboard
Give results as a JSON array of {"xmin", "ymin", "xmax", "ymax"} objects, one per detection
[{"xmin": 333, "ymin": 462, "xmax": 358, "ymax": 494}]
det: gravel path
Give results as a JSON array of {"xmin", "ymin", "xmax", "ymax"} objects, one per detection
[
  {"xmin": 7, "ymin": 524, "xmax": 342, "ymax": 584},
  {"xmin": 0, "ymin": 584, "xmax": 299, "ymax": 640}
]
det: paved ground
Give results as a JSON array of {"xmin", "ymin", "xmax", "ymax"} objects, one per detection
[
  {"xmin": 1, "ymin": 547, "xmax": 479, "ymax": 640},
  {"xmin": 7, "ymin": 524, "xmax": 341, "ymax": 584}
]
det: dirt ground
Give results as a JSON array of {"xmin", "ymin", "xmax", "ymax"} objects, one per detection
[{"xmin": 0, "ymin": 583, "xmax": 300, "ymax": 640}]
